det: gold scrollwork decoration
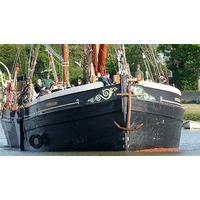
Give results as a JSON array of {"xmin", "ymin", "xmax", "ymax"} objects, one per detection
[{"xmin": 88, "ymin": 87, "xmax": 118, "ymax": 103}]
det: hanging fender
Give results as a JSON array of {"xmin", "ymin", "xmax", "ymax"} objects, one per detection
[{"xmin": 29, "ymin": 135, "xmax": 43, "ymax": 149}]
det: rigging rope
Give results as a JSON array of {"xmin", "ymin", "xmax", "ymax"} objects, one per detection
[{"xmin": 137, "ymin": 44, "xmax": 166, "ymax": 82}]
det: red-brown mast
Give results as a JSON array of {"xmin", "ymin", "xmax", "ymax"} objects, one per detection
[{"xmin": 61, "ymin": 44, "xmax": 70, "ymax": 87}]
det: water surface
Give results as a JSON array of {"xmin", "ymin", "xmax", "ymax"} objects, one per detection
[{"xmin": 0, "ymin": 123, "xmax": 200, "ymax": 156}]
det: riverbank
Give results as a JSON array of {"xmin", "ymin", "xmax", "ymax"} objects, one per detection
[
  {"xmin": 183, "ymin": 104, "xmax": 200, "ymax": 121},
  {"xmin": 181, "ymin": 91, "xmax": 200, "ymax": 121}
]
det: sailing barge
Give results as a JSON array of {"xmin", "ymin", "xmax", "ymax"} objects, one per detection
[{"xmin": 1, "ymin": 44, "xmax": 184, "ymax": 152}]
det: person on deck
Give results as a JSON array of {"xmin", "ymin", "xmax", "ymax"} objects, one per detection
[
  {"xmin": 106, "ymin": 73, "xmax": 112, "ymax": 84},
  {"xmin": 42, "ymin": 75, "xmax": 54, "ymax": 89},
  {"xmin": 77, "ymin": 78, "xmax": 83, "ymax": 86},
  {"xmin": 97, "ymin": 73, "xmax": 110, "ymax": 86},
  {"xmin": 133, "ymin": 64, "xmax": 144, "ymax": 83},
  {"xmin": 113, "ymin": 72, "xmax": 120, "ymax": 84},
  {"xmin": 35, "ymin": 79, "xmax": 43, "ymax": 93}
]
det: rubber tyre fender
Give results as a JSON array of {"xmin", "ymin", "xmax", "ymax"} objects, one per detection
[{"xmin": 29, "ymin": 135, "xmax": 43, "ymax": 149}]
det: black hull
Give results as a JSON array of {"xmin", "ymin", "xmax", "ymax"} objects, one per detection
[
  {"xmin": 23, "ymin": 99, "xmax": 125, "ymax": 151},
  {"xmin": 126, "ymin": 100, "xmax": 183, "ymax": 151},
  {"xmin": 1, "ymin": 83, "xmax": 184, "ymax": 152},
  {"xmin": 1, "ymin": 113, "xmax": 20, "ymax": 148},
  {"xmin": 22, "ymin": 83, "xmax": 184, "ymax": 152},
  {"xmin": 23, "ymin": 101, "xmax": 183, "ymax": 151}
]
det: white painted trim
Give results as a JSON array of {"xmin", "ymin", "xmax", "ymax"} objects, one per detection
[
  {"xmin": 141, "ymin": 81, "xmax": 182, "ymax": 96},
  {"xmin": 31, "ymin": 82, "xmax": 104, "ymax": 106},
  {"xmin": 161, "ymin": 98, "xmax": 182, "ymax": 106},
  {"xmin": 38, "ymin": 99, "xmax": 79, "ymax": 114},
  {"xmin": 25, "ymin": 99, "xmax": 80, "ymax": 119}
]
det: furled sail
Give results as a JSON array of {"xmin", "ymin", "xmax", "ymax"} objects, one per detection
[
  {"xmin": 85, "ymin": 44, "xmax": 109, "ymax": 83},
  {"xmin": 91, "ymin": 44, "xmax": 108, "ymax": 76},
  {"xmin": 98, "ymin": 44, "xmax": 108, "ymax": 76}
]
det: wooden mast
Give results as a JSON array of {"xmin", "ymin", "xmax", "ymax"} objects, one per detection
[
  {"xmin": 84, "ymin": 44, "xmax": 93, "ymax": 83},
  {"xmin": 92, "ymin": 44, "xmax": 100, "ymax": 75},
  {"xmin": 84, "ymin": 44, "xmax": 109, "ymax": 83},
  {"xmin": 48, "ymin": 51, "xmax": 58, "ymax": 83},
  {"xmin": 61, "ymin": 44, "xmax": 70, "ymax": 87},
  {"xmin": 12, "ymin": 63, "xmax": 20, "ymax": 110},
  {"xmin": 13, "ymin": 64, "xmax": 20, "ymax": 89},
  {"xmin": 27, "ymin": 44, "xmax": 40, "ymax": 106},
  {"xmin": 28, "ymin": 44, "xmax": 40, "ymax": 81},
  {"xmin": 116, "ymin": 44, "xmax": 128, "ymax": 123}
]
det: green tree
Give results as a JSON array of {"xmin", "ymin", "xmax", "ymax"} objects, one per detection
[
  {"xmin": 159, "ymin": 44, "xmax": 200, "ymax": 90},
  {"xmin": 0, "ymin": 44, "xmax": 18, "ymax": 75}
]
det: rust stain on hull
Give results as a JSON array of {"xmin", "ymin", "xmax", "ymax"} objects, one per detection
[{"xmin": 133, "ymin": 148, "xmax": 178, "ymax": 153}]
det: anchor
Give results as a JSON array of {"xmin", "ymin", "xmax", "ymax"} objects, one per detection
[
  {"xmin": 114, "ymin": 80, "xmax": 143, "ymax": 133},
  {"xmin": 114, "ymin": 121, "xmax": 143, "ymax": 132}
]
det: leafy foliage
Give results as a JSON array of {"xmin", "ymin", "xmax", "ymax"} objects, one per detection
[
  {"xmin": 0, "ymin": 44, "xmax": 200, "ymax": 91},
  {"xmin": 0, "ymin": 44, "xmax": 18, "ymax": 75},
  {"xmin": 159, "ymin": 44, "xmax": 200, "ymax": 90},
  {"xmin": 125, "ymin": 44, "xmax": 144, "ymax": 71}
]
